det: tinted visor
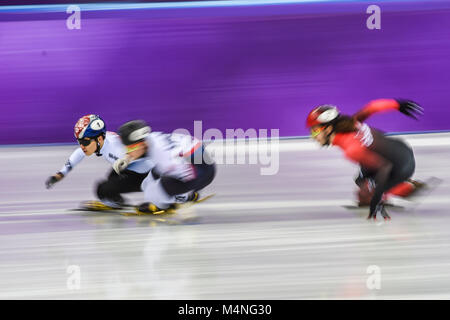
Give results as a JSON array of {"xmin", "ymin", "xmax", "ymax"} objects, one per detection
[
  {"xmin": 310, "ymin": 126, "xmax": 324, "ymax": 138},
  {"xmin": 126, "ymin": 141, "xmax": 145, "ymax": 153},
  {"xmin": 78, "ymin": 138, "xmax": 93, "ymax": 147}
]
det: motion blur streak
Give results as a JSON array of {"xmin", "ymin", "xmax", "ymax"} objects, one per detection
[
  {"xmin": 1, "ymin": 1, "xmax": 450, "ymax": 144},
  {"xmin": 0, "ymin": 133, "xmax": 449, "ymax": 299}
]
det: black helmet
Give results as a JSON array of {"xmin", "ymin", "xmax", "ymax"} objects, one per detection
[{"xmin": 118, "ymin": 120, "xmax": 151, "ymax": 146}]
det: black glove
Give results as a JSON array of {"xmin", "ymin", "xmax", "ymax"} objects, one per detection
[
  {"xmin": 367, "ymin": 202, "xmax": 391, "ymax": 221},
  {"xmin": 45, "ymin": 173, "xmax": 63, "ymax": 189},
  {"xmin": 396, "ymin": 99, "xmax": 423, "ymax": 120}
]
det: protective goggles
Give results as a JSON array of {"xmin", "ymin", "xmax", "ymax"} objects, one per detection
[
  {"xmin": 126, "ymin": 141, "xmax": 145, "ymax": 153},
  {"xmin": 77, "ymin": 138, "xmax": 93, "ymax": 147},
  {"xmin": 310, "ymin": 126, "xmax": 325, "ymax": 138}
]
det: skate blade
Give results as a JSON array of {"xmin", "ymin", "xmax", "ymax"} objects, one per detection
[
  {"xmin": 121, "ymin": 209, "xmax": 166, "ymax": 216},
  {"xmin": 195, "ymin": 193, "xmax": 215, "ymax": 203},
  {"xmin": 120, "ymin": 206, "xmax": 182, "ymax": 216},
  {"xmin": 343, "ymin": 203, "xmax": 404, "ymax": 210},
  {"xmin": 119, "ymin": 194, "xmax": 215, "ymax": 217},
  {"xmin": 120, "ymin": 210, "xmax": 197, "ymax": 225},
  {"xmin": 78, "ymin": 200, "xmax": 121, "ymax": 212}
]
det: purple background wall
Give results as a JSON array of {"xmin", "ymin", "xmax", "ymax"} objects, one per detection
[{"xmin": 1, "ymin": 1, "xmax": 450, "ymax": 145}]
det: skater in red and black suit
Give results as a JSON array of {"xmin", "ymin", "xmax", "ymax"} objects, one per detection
[{"xmin": 306, "ymin": 99, "xmax": 425, "ymax": 220}]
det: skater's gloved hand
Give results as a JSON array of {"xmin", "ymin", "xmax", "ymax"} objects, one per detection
[
  {"xmin": 367, "ymin": 202, "xmax": 391, "ymax": 221},
  {"xmin": 367, "ymin": 206, "xmax": 377, "ymax": 220},
  {"xmin": 45, "ymin": 172, "xmax": 64, "ymax": 189},
  {"xmin": 113, "ymin": 157, "xmax": 130, "ymax": 175},
  {"xmin": 396, "ymin": 99, "xmax": 424, "ymax": 120}
]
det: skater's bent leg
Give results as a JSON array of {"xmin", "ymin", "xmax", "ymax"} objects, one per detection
[
  {"xmin": 140, "ymin": 157, "xmax": 216, "ymax": 209},
  {"xmin": 161, "ymin": 177, "xmax": 191, "ymax": 196},
  {"xmin": 382, "ymin": 154, "xmax": 416, "ymax": 199},
  {"xmin": 191, "ymin": 162, "xmax": 216, "ymax": 192},
  {"xmin": 119, "ymin": 170, "xmax": 149, "ymax": 194},
  {"xmin": 96, "ymin": 169, "xmax": 148, "ymax": 203},
  {"xmin": 96, "ymin": 173, "xmax": 123, "ymax": 204},
  {"xmin": 370, "ymin": 157, "xmax": 415, "ymax": 212},
  {"xmin": 141, "ymin": 174, "xmax": 176, "ymax": 209},
  {"xmin": 387, "ymin": 181, "xmax": 415, "ymax": 198},
  {"xmin": 160, "ymin": 162, "xmax": 216, "ymax": 197}
]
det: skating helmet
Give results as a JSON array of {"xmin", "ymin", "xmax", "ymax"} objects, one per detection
[
  {"xmin": 118, "ymin": 120, "xmax": 151, "ymax": 147},
  {"xmin": 74, "ymin": 114, "xmax": 106, "ymax": 139},
  {"xmin": 306, "ymin": 105, "xmax": 340, "ymax": 128}
]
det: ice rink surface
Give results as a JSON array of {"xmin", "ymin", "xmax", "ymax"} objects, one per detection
[{"xmin": 0, "ymin": 132, "xmax": 449, "ymax": 299}]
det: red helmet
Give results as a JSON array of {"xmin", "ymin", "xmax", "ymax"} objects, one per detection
[
  {"xmin": 74, "ymin": 114, "xmax": 106, "ymax": 139},
  {"xmin": 306, "ymin": 105, "xmax": 340, "ymax": 128}
]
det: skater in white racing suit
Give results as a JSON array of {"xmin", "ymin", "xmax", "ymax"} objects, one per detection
[
  {"xmin": 45, "ymin": 114, "xmax": 150, "ymax": 209},
  {"xmin": 113, "ymin": 120, "xmax": 216, "ymax": 213}
]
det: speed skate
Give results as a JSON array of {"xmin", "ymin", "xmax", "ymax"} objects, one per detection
[
  {"xmin": 343, "ymin": 177, "xmax": 443, "ymax": 214},
  {"xmin": 72, "ymin": 194, "xmax": 215, "ymax": 223}
]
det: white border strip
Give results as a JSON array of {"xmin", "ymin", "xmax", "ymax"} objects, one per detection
[{"xmin": 0, "ymin": 0, "xmax": 369, "ymax": 12}]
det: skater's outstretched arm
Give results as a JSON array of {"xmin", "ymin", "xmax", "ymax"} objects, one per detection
[
  {"xmin": 45, "ymin": 148, "xmax": 85, "ymax": 189},
  {"xmin": 353, "ymin": 99, "xmax": 423, "ymax": 122}
]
